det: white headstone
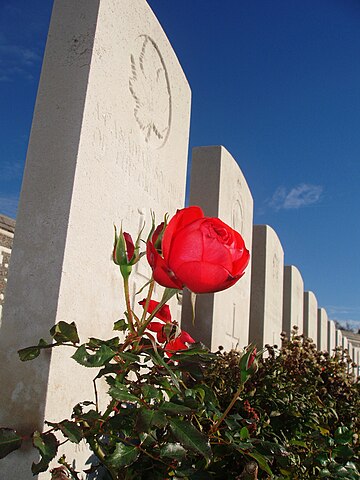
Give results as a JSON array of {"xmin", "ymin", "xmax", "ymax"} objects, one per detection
[
  {"xmin": 336, "ymin": 328, "xmax": 343, "ymax": 349},
  {"xmin": 0, "ymin": 0, "xmax": 191, "ymax": 476},
  {"xmin": 181, "ymin": 146, "xmax": 253, "ymax": 351},
  {"xmin": 303, "ymin": 291, "xmax": 318, "ymax": 345},
  {"xmin": 282, "ymin": 265, "xmax": 304, "ymax": 336},
  {"xmin": 317, "ymin": 308, "xmax": 328, "ymax": 351},
  {"xmin": 249, "ymin": 225, "xmax": 284, "ymax": 348},
  {"xmin": 327, "ymin": 319, "xmax": 336, "ymax": 354}
]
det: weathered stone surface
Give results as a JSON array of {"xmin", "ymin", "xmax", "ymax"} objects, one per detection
[
  {"xmin": 303, "ymin": 291, "xmax": 318, "ymax": 346},
  {"xmin": 181, "ymin": 146, "xmax": 253, "ymax": 351},
  {"xmin": 249, "ymin": 225, "xmax": 284, "ymax": 348},
  {"xmin": 317, "ymin": 308, "xmax": 328, "ymax": 351},
  {"xmin": 282, "ymin": 265, "xmax": 304, "ymax": 336},
  {"xmin": 0, "ymin": 0, "xmax": 190, "ymax": 476},
  {"xmin": 327, "ymin": 319, "xmax": 336, "ymax": 353}
]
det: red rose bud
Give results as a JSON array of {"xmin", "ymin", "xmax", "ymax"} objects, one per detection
[
  {"xmin": 147, "ymin": 206, "xmax": 250, "ymax": 294},
  {"xmin": 113, "ymin": 226, "xmax": 136, "ymax": 279},
  {"xmin": 247, "ymin": 347, "xmax": 257, "ymax": 369}
]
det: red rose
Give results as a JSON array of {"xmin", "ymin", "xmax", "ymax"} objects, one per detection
[
  {"xmin": 147, "ymin": 206, "xmax": 250, "ymax": 294},
  {"xmin": 138, "ymin": 299, "xmax": 171, "ymax": 323}
]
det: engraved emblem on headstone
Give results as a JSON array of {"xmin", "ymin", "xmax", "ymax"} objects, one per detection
[{"xmin": 130, "ymin": 35, "xmax": 171, "ymax": 149}]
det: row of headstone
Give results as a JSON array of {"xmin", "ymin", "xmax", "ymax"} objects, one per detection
[{"xmin": 0, "ymin": 1, "xmax": 357, "ymax": 476}]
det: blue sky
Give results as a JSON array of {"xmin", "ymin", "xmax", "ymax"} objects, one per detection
[{"xmin": 0, "ymin": 0, "xmax": 359, "ymax": 330}]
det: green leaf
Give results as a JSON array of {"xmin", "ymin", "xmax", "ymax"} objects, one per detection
[
  {"xmin": 107, "ymin": 379, "xmax": 140, "ymax": 403},
  {"xmin": 135, "ymin": 409, "xmax": 167, "ymax": 433},
  {"xmin": 18, "ymin": 345, "xmax": 41, "ymax": 361},
  {"xmin": 72, "ymin": 344, "xmax": 115, "ymax": 367},
  {"xmin": 58, "ymin": 421, "xmax": 83, "ymax": 444},
  {"xmin": 50, "ymin": 321, "xmax": 79, "ymax": 344},
  {"xmin": 0, "ymin": 428, "xmax": 22, "ymax": 459},
  {"xmin": 333, "ymin": 444, "xmax": 354, "ymax": 460},
  {"xmin": 31, "ymin": 431, "xmax": 58, "ymax": 475},
  {"xmin": 245, "ymin": 451, "xmax": 273, "ymax": 475},
  {"xmin": 106, "ymin": 443, "xmax": 139, "ymax": 468},
  {"xmin": 113, "ymin": 319, "xmax": 128, "ymax": 332},
  {"xmin": 159, "ymin": 401, "xmax": 193, "ymax": 416},
  {"xmin": 169, "ymin": 418, "xmax": 211, "ymax": 461},
  {"xmin": 160, "ymin": 442, "xmax": 187, "ymax": 460},
  {"xmin": 335, "ymin": 426, "xmax": 353, "ymax": 445},
  {"xmin": 141, "ymin": 384, "xmax": 163, "ymax": 402},
  {"xmin": 240, "ymin": 426, "xmax": 250, "ymax": 440}
]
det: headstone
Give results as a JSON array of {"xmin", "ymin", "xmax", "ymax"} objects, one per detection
[
  {"xmin": 0, "ymin": 0, "xmax": 191, "ymax": 476},
  {"xmin": 181, "ymin": 146, "xmax": 253, "ymax": 351},
  {"xmin": 303, "ymin": 291, "xmax": 318, "ymax": 345},
  {"xmin": 0, "ymin": 215, "xmax": 15, "ymax": 322},
  {"xmin": 336, "ymin": 328, "xmax": 343, "ymax": 349},
  {"xmin": 249, "ymin": 225, "xmax": 284, "ymax": 348},
  {"xmin": 282, "ymin": 265, "xmax": 304, "ymax": 336},
  {"xmin": 327, "ymin": 319, "xmax": 336, "ymax": 354},
  {"xmin": 317, "ymin": 308, "xmax": 328, "ymax": 351}
]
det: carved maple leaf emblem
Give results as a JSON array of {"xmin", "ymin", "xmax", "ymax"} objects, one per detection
[{"xmin": 129, "ymin": 36, "xmax": 171, "ymax": 148}]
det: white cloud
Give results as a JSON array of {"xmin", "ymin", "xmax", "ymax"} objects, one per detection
[
  {"xmin": 0, "ymin": 195, "xmax": 18, "ymax": 219},
  {"xmin": 269, "ymin": 183, "xmax": 323, "ymax": 211},
  {"xmin": 0, "ymin": 43, "xmax": 41, "ymax": 81}
]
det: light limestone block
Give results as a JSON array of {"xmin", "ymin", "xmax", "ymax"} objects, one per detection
[
  {"xmin": 181, "ymin": 146, "xmax": 253, "ymax": 351},
  {"xmin": 249, "ymin": 225, "xmax": 284, "ymax": 348},
  {"xmin": 282, "ymin": 265, "xmax": 304, "ymax": 336},
  {"xmin": 342, "ymin": 333, "xmax": 350, "ymax": 353},
  {"xmin": 327, "ymin": 320, "xmax": 336, "ymax": 354},
  {"xmin": 317, "ymin": 308, "xmax": 328, "ymax": 351},
  {"xmin": 0, "ymin": 0, "xmax": 190, "ymax": 476},
  {"xmin": 303, "ymin": 291, "xmax": 318, "ymax": 346}
]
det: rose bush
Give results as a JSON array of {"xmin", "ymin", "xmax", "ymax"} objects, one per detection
[{"xmin": 147, "ymin": 206, "xmax": 250, "ymax": 293}]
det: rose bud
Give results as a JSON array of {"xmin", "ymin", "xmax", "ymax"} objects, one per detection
[{"xmin": 147, "ymin": 206, "xmax": 250, "ymax": 294}]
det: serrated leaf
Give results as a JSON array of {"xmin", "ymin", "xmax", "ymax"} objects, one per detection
[
  {"xmin": 50, "ymin": 321, "xmax": 79, "ymax": 344},
  {"xmin": 159, "ymin": 401, "xmax": 193, "ymax": 416},
  {"xmin": 72, "ymin": 344, "xmax": 115, "ymax": 367},
  {"xmin": 141, "ymin": 384, "xmax": 163, "ymax": 402},
  {"xmin": 58, "ymin": 421, "xmax": 83, "ymax": 444},
  {"xmin": 0, "ymin": 428, "xmax": 22, "ymax": 459},
  {"xmin": 31, "ymin": 431, "xmax": 58, "ymax": 475},
  {"xmin": 106, "ymin": 443, "xmax": 139, "ymax": 468},
  {"xmin": 107, "ymin": 379, "xmax": 139, "ymax": 403},
  {"xmin": 113, "ymin": 319, "xmax": 128, "ymax": 332},
  {"xmin": 160, "ymin": 442, "xmax": 187, "ymax": 460},
  {"xmin": 135, "ymin": 409, "xmax": 167, "ymax": 433},
  {"xmin": 169, "ymin": 418, "xmax": 211, "ymax": 461}
]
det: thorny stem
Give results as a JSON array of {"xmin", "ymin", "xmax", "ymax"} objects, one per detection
[
  {"xmin": 87, "ymin": 438, "xmax": 118, "ymax": 480},
  {"xmin": 123, "ymin": 275, "xmax": 136, "ymax": 333},
  {"xmin": 140, "ymin": 278, "xmax": 155, "ymax": 324},
  {"xmin": 210, "ymin": 383, "xmax": 244, "ymax": 434}
]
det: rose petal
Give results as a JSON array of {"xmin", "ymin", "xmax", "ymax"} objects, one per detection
[
  {"xmin": 179, "ymin": 330, "xmax": 195, "ymax": 344},
  {"xmin": 175, "ymin": 261, "xmax": 242, "ymax": 293},
  {"xmin": 162, "ymin": 206, "xmax": 204, "ymax": 261},
  {"xmin": 139, "ymin": 299, "xmax": 172, "ymax": 323},
  {"xmin": 123, "ymin": 232, "xmax": 135, "ymax": 261},
  {"xmin": 146, "ymin": 241, "xmax": 183, "ymax": 289}
]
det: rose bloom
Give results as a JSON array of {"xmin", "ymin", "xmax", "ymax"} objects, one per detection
[{"xmin": 147, "ymin": 206, "xmax": 250, "ymax": 294}]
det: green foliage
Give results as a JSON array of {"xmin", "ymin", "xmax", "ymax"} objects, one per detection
[{"xmin": 204, "ymin": 329, "xmax": 360, "ymax": 478}]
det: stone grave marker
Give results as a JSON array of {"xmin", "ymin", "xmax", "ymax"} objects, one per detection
[
  {"xmin": 303, "ymin": 291, "xmax": 318, "ymax": 346},
  {"xmin": 282, "ymin": 265, "xmax": 304, "ymax": 336},
  {"xmin": 336, "ymin": 328, "xmax": 343, "ymax": 349},
  {"xmin": 0, "ymin": 0, "xmax": 191, "ymax": 475},
  {"xmin": 317, "ymin": 308, "xmax": 329, "ymax": 351},
  {"xmin": 327, "ymin": 319, "xmax": 336, "ymax": 353},
  {"xmin": 181, "ymin": 146, "xmax": 253, "ymax": 351},
  {"xmin": 249, "ymin": 225, "xmax": 284, "ymax": 348}
]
